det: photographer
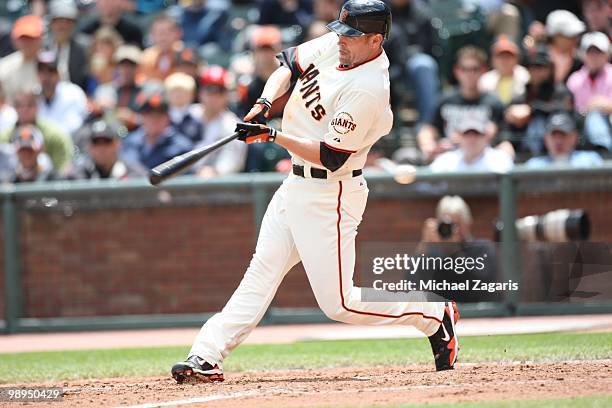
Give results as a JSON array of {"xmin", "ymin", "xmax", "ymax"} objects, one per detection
[{"xmin": 415, "ymin": 196, "xmax": 498, "ymax": 302}]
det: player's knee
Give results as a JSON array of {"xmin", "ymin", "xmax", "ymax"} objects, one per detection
[{"xmin": 320, "ymin": 303, "xmax": 352, "ymax": 323}]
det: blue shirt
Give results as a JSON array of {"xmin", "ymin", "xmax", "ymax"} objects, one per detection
[
  {"xmin": 121, "ymin": 126, "xmax": 193, "ymax": 170},
  {"xmin": 525, "ymin": 151, "xmax": 604, "ymax": 168}
]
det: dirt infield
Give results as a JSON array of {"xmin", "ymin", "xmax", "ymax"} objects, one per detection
[{"xmin": 6, "ymin": 360, "xmax": 611, "ymax": 408}]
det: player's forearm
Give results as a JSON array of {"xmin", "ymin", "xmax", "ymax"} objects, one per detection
[
  {"xmin": 274, "ymin": 131, "xmax": 323, "ymax": 167},
  {"xmin": 260, "ymin": 66, "xmax": 292, "ymax": 103}
]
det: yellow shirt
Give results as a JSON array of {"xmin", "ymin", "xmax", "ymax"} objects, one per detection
[{"xmin": 496, "ymin": 77, "xmax": 514, "ymax": 105}]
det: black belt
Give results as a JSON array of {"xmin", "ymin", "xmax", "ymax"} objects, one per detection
[{"xmin": 292, "ymin": 164, "xmax": 362, "ymax": 179}]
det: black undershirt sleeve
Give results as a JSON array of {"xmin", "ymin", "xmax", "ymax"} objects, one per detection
[
  {"xmin": 276, "ymin": 47, "xmax": 302, "ymax": 86},
  {"xmin": 320, "ymin": 142, "xmax": 351, "ymax": 172}
]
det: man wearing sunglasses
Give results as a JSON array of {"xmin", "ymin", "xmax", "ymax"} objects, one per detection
[
  {"xmin": 66, "ymin": 120, "xmax": 146, "ymax": 180},
  {"xmin": 172, "ymin": 0, "xmax": 460, "ymax": 384}
]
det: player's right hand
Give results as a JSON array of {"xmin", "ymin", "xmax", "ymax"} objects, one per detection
[
  {"xmin": 235, "ymin": 122, "xmax": 277, "ymax": 144},
  {"xmin": 244, "ymin": 98, "xmax": 272, "ymax": 123}
]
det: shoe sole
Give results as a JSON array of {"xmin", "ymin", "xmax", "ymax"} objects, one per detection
[
  {"xmin": 447, "ymin": 302, "xmax": 459, "ymax": 368},
  {"xmin": 172, "ymin": 366, "xmax": 225, "ymax": 384}
]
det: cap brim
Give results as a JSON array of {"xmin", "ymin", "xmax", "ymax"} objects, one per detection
[
  {"xmin": 460, "ymin": 128, "xmax": 486, "ymax": 134},
  {"xmin": 326, "ymin": 20, "xmax": 364, "ymax": 37},
  {"xmin": 547, "ymin": 126, "xmax": 574, "ymax": 134}
]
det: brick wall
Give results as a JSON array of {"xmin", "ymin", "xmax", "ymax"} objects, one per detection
[
  {"xmin": 19, "ymin": 205, "xmax": 255, "ymax": 317},
  {"xmin": 6, "ymin": 190, "xmax": 611, "ymax": 318}
]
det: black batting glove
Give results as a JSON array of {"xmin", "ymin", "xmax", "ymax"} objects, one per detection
[
  {"xmin": 243, "ymin": 98, "xmax": 272, "ymax": 124},
  {"xmin": 235, "ymin": 122, "xmax": 277, "ymax": 144}
]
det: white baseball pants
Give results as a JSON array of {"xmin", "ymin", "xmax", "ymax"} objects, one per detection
[{"xmin": 190, "ymin": 173, "xmax": 445, "ymax": 366}]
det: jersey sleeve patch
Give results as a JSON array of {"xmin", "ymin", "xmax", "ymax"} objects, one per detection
[{"xmin": 324, "ymin": 90, "xmax": 375, "ymax": 153}]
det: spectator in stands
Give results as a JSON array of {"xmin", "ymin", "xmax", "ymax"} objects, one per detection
[
  {"xmin": 429, "ymin": 115, "xmax": 513, "ymax": 173},
  {"xmin": 0, "ymin": 83, "xmax": 17, "ymax": 133},
  {"xmin": 238, "ymin": 26, "xmax": 283, "ymax": 119},
  {"xmin": 567, "ymin": 32, "xmax": 612, "ymax": 152},
  {"xmin": 237, "ymin": 26, "xmax": 291, "ymax": 172},
  {"xmin": 194, "ymin": 66, "xmax": 246, "ymax": 178},
  {"xmin": 384, "ymin": 0, "xmax": 440, "ymax": 124},
  {"xmin": 46, "ymin": 0, "xmax": 88, "ymax": 91},
  {"xmin": 313, "ymin": 0, "xmax": 340, "ymax": 23},
  {"xmin": 66, "ymin": 119, "xmax": 147, "ymax": 180},
  {"xmin": 112, "ymin": 44, "xmax": 143, "ymax": 131},
  {"xmin": 139, "ymin": 14, "xmax": 183, "ymax": 82},
  {"xmin": 525, "ymin": 111, "xmax": 603, "ymax": 168},
  {"xmin": 545, "ymin": 10, "xmax": 584, "ymax": 84},
  {"xmin": 88, "ymin": 27, "xmax": 124, "ymax": 95},
  {"xmin": 581, "ymin": 0, "xmax": 611, "ymax": 39},
  {"xmin": 0, "ymin": 15, "xmax": 43, "ymax": 100},
  {"xmin": 164, "ymin": 72, "xmax": 202, "ymax": 143},
  {"xmin": 416, "ymin": 195, "xmax": 498, "ymax": 302},
  {"xmin": 168, "ymin": 0, "xmax": 230, "ymax": 51},
  {"xmin": 417, "ymin": 46, "xmax": 506, "ymax": 163},
  {"xmin": 1, "ymin": 89, "xmax": 73, "ymax": 170},
  {"xmin": 79, "ymin": 0, "xmax": 144, "ymax": 47},
  {"xmin": 121, "ymin": 88, "xmax": 193, "ymax": 169},
  {"xmin": 505, "ymin": 46, "xmax": 574, "ymax": 155},
  {"xmin": 173, "ymin": 48, "xmax": 201, "ymax": 101},
  {"xmin": 36, "ymin": 50, "xmax": 88, "ymax": 137},
  {"xmin": 258, "ymin": 0, "xmax": 313, "ymax": 28},
  {"xmin": 480, "ymin": 0, "xmax": 521, "ymax": 42},
  {"xmin": 9, "ymin": 124, "xmax": 57, "ymax": 183},
  {"xmin": 305, "ymin": 20, "xmax": 331, "ymax": 42},
  {"xmin": 479, "ymin": 35, "xmax": 530, "ymax": 106}
]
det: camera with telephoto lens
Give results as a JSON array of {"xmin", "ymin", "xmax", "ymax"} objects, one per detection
[
  {"xmin": 496, "ymin": 209, "xmax": 590, "ymax": 242},
  {"xmin": 437, "ymin": 219, "xmax": 455, "ymax": 240}
]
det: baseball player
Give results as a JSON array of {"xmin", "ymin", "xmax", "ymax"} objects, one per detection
[{"xmin": 172, "ymin": 0, "xmax": 459, "ymax": 383}]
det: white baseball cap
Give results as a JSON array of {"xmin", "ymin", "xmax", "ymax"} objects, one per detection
[
  {"xmin": 581, "ymin": 31, "xmax": 610, "ymax": 53},
  {"xmin": 546, "ymin": 10, "xmax": 585, "ymax": 37}
]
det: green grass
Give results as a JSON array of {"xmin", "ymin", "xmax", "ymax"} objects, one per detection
[
  {"xmin": 0, "ymin": 332, "xmax": 611, "ymax": 384},
  {"xmin": 349, "ymin": 395, "xmax": 612, "ymax": 408}
]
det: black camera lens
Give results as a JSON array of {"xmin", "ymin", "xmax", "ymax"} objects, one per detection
[{"xmin": 437, "ymin": 220, "xmax": 454, "ymax": 239}]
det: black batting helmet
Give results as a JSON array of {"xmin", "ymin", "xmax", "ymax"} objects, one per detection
[{"xmin": 327, "ymin": 0, "xmax": 392, "ymax": 40}]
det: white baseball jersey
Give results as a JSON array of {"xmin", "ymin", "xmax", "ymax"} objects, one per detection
[
  {"xmin": 281, "ymin": 32, "xmax": 394, "ymax": 174},
  {"xmin": 188, "ymin": 32, "xmax": 445, "ymax": 369}
]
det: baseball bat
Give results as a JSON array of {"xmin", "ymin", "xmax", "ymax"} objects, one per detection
[{"xmin": 149, "ymin": 131, "xmax": 241, "ymax": 185}]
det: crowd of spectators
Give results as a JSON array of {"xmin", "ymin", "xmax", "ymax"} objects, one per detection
[{"xmin": 0, "ymin": 0, "xmax": 609, "ymax": 184}]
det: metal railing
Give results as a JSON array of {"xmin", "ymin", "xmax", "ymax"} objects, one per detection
[{"xmin": 2, "ymin": 163, "xmax": 612, "ymax": 333}]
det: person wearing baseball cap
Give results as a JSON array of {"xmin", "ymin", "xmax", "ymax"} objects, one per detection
[
  {"xmin": 430, "ymin": 115, "xmax": 513, "ymax": 173},
  {"xmin": 9, "ymin": 124, "xmax": 57, "ymax": 183},
  {"xmin": 567, "ymin": 32, "xmax": 612, "ymax": 151},
  {"xmin": 47, "ymin": 0, "xmax": 88, "ymax": 90},
  {"xmin": 121, "ymin": 87, "xmax": 193, "ymax": 169},
  {"xmin": 505, "ymin": 45, "xmax": 574, "ymax": 155},
  {"xmin": 479, "ymin": 35, "xmax": 529, "ymax": 105},
  {"xmin": 66, "ymin": 119, "xmax": 147, "ymax": 180},
  {"xmin": 194, "ymin": 66, "xmax": 247, "ymax": 178},
  {"xmin": 36, "ymin": 50, "xmax": 88, "ymax": 137},
  {"xmin": 545, "ymin": 10, "xmax": 584, "ymax": 84},
  {"xmin": 113, "ymin": 45, "xmax": 143, "ymax": 130},
  {"xmin": 237, "ymin": 26, "xmax": 284, "ymax": 122},
  {"xmin": 0, "ymin": 15, "xmax": 44, "ymax": 99},
  {"xmin": 526, "ymin": 111, "xmax": 603, "ymax": 168}
]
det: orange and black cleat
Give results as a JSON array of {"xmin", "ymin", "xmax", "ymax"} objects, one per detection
[
  {"xmin": 171, "ymin": 355, "xmax": 224, "ymax": 383},
  {"xmin": 428, "ymin": 301, "xmax": 460, "ymax": 371}
]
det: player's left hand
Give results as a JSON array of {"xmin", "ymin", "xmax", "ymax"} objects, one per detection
[
  {"xmin": 243, "ymin": 98, "xmax": 272, "ymax": 124},
  {"xmin": 235, "ymin": 122, "xmax": 278, "ymax": 144}
]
